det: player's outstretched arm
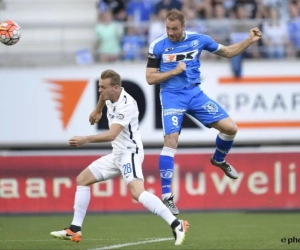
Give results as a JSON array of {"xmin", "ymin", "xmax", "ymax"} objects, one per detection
[
  {"xmin": 89, "ymin": 97, "xmax": 105, "ymax": 125},
  {"xmin": 146, "ymin": 61, "xmax": 186, "ymax": 85},
  {"xmin": 215, "ymin": 27, "xmax": 262, "ymax": 58},
  {"xmin": 68, "ymin": 124, "xmax": 124, "ymax": 147}
]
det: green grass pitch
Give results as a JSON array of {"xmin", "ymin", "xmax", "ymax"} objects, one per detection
[{"xmin": 1, "ymin": 212, "xmax": 299, "ymax": 249}]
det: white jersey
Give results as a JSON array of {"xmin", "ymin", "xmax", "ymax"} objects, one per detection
[{"xmin": 106, "ymin": 88, "xmax": 143, "ymax": 154}]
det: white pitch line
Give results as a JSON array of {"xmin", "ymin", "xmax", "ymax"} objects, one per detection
[{"xmin": 89, "ymin": 237, "xmax": 173, "ymax": 250}]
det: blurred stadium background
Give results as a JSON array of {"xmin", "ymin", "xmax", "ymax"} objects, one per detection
[{"xmin": 1, "ymin": 0, "xmax": 300, "ymax": 249}]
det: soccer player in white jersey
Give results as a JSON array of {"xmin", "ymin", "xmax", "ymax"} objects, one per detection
[
  {"xmin": 50, "ymin": 70, "xmax": 189, "ymax": 245},
  {"xmin": 145, "ymin": 9, "xmax": 262, "ymax": 215}
]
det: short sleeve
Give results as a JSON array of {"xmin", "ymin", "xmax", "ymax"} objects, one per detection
[
  {"xmin": 147, "ymin": 41, "xmax": 161, "ymax": 68},
  {"xmin": 202, "ymin": 35, "xmax": 221, "ymax": 53}
]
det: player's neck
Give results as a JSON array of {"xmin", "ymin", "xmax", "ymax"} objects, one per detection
[
  {"xmin": 180, "ymin": 32, "xmax": 185, "ymax": 41},
  {"xmin": 110, "ymin": 90, "xmax": 121, "ymax": 103},
  {"xmin": 174, "ymin": 32, "xmax": 185, "ymax": 42}
]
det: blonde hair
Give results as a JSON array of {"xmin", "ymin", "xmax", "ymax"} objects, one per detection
[
  {"xmin": 166, "ymin": 8, "xmax": 185, "ymax": 25},
  {"xmin": 101, "ymin": 70, "xmax": 121, "ymax": 86}
]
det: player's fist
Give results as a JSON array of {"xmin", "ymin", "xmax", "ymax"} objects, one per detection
[
  {"xmin": 69, "ymin": 136, "xmax": 87, "ymax": 147},
  {"xmin": 89, "ymin": 110, "xmax": 102, "ymax": 125},
  {"xmin": 249, "ymin": 28, "xmax": 262, "ymax": 43},
  {"xmin": 173, "ymin": 61, "xmax": 186, "ymax": 75}
]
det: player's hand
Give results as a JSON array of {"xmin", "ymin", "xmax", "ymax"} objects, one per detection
[
  {"xmin": 68, "ymin": 136, "xmax": 88, "ymax": 147},
  {"xmin": 89, "ymin": 110, "xmax": 102, "ymax": 125},
  {"xmin": 173, "ymin": 61, "xmax": 186, "ymax": 75},
  {"xmin": 248, "ymin": 28, "xmax": 262, "ymax": 43}
]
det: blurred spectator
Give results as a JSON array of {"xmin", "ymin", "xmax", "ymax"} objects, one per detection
[
  {"xmin": 290, "ymin": 0, "xmax": 300, "ymax": 13},
  {"xmin": 261, "ymin": 7, "xmax": 290, "ymax": 58},
  {"xmin": 181, "ymin": 0, "xmax": 197, "ymax": 10},
  {"xmin": 96, "ymin": 0, "xmax": 128, "ymax": 21},
  {"xmin": 211, "ymin": 0, "xmax": 235, "ymax": 17},
  {"xmin": 148, "ymin": 8, "xmax": 168, "ymax": 44},
  {"xmin": 183, "ymin": 8, "xmax": 207, "ymax": 34},
  {"xmin": 288, "ymin": 3, "xmax": 300, "ymax": 57},
  {"xmin": 257, "ymin": 0, "xmax": 289, "ymax": 20},
  {"xmin": 93, "ymin": 0, "xmax": 300, "ymax": 63},
  {"xmin": 195, "ymin": 0, "xmax": 213, "ymax": 19},
  {"xmin": 122, "ymin": 27, "xmax": 146, "ymax": 61},
  {"xmin": 207, "ymin": 4, "xmax": 230, "ymax": 45},
  {"xmin": 94, "ymin": 10, "xmax": 124, "ymax": 62},
  {"xmin": 126, "ymin": 0, "xmax": 153, "ymax": 34},
  {"xmin": 230, "ymin": 5, "xmax": 259, "ymax": 78},
  {"xmin": 155, "ymin": 0, "xmax": 182, "ymax": 14},
  {"xmin": 232, "ymin": 0, "xmax": 258, "ymax": 18}
]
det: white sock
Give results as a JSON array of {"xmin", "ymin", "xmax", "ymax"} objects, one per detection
[
  {"xmin": 161, "ymin": 146, "xmax": 176, "ymax": 157},
  {"xmin": 71, "ymin": 186, "xmax": 90, "ymax": 227},
  {"xmin": 138, "ymin": 191, "xmax": 176, "ymax": 225},
  {"xmin": 162, "ymin": 193, "xmax": 172, "ymax": 200}
]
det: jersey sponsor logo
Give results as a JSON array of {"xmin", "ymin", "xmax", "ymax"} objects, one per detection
[
  {"xmin": 176, "ymin": 45, "xmax": 188, "ymax": 49},
  {"xmin": 202, "ymin": 101, "xmax": 218, "ymax": 115},
  {"xmin": 148, "ymin": 53, "xmax": 156, "ymax": 59},
  {"xmin": 163, "ymin": 108, "xmax": 186, "ymax": 116},
  {"xmin": 162, "ymin": 50, "xmax": 197, "ymax": 63}
]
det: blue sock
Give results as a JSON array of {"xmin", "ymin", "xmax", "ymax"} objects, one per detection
[
  {"xmin": 159, "ymin": 147, "xmax": 176, "ymax": 198},
  {"xmin": 213, "ymin": 133, "xmax": 235, "ymax": 162}
]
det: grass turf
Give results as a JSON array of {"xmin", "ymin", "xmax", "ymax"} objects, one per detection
[{"xmin": 0, "ymin": 212, "xmax": 299, "ymax": 249}]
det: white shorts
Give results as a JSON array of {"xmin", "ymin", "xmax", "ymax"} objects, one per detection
[{"xmin": 88, "ymin": 152, "xmax": 144, "ymax": 185}]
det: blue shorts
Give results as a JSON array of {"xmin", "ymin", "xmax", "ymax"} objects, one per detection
[{"xmin": 160, "ymin": 85, "xmax": 229, "ymax": 136}]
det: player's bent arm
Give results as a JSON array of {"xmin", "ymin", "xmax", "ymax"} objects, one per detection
[
  {"xmin": 215, "ymin": 38, "xmax": 253, "ymax": 58},
  {"xmin": 146, "ymin": 67, "xmax": 177, "ymax": 85},
  {"xmin": 95, "ymin": 96, "xmax": 105, "ymax": 112},
  {"xmin": 86, "ymin": 124, "xmax": 124, "ymax": 143}
]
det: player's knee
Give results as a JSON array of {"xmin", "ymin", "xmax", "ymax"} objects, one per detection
[
  {"xmin": 227, "ymin": 123, "xmax": 238, "ymax": 135},
  {"xmin": 164, "ymin": 133, "xmax": 178, "ymax": 148},
  {"xmin": 128, "ymin": 180, "xmax": 145, "ymax": 201},
  {"xmin": 76, "ymin": 174, "xmax": 85, "ymax": 186},
  {"xmin": 76, "ymin": 174, "xmax": 90, "ymax": 186},
  {"xmin": 221, "ymin": 121, "xmax": 238, "ymax": 135}
]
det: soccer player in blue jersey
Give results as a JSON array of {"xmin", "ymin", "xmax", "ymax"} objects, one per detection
[{"xmin": 146, "ymin": 9, "xmax": 262, "ymax": 215}]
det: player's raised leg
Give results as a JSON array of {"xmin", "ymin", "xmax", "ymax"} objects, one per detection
[
  {"xmin": 188, "ymin": 88, "xmax": 239, "ymax": 179},
  {"xmin": 210, "ymin": 117, "xmax": 239, "ymax": 179}
]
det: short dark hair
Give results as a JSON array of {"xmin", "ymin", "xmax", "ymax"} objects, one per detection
[
  {"xmin": 101, "ymin": 70, "xmax": 121, "ymax": 86},
  {"xmin": 166, "ymin": 8, "xmax": 185, "ymax": 25}
]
